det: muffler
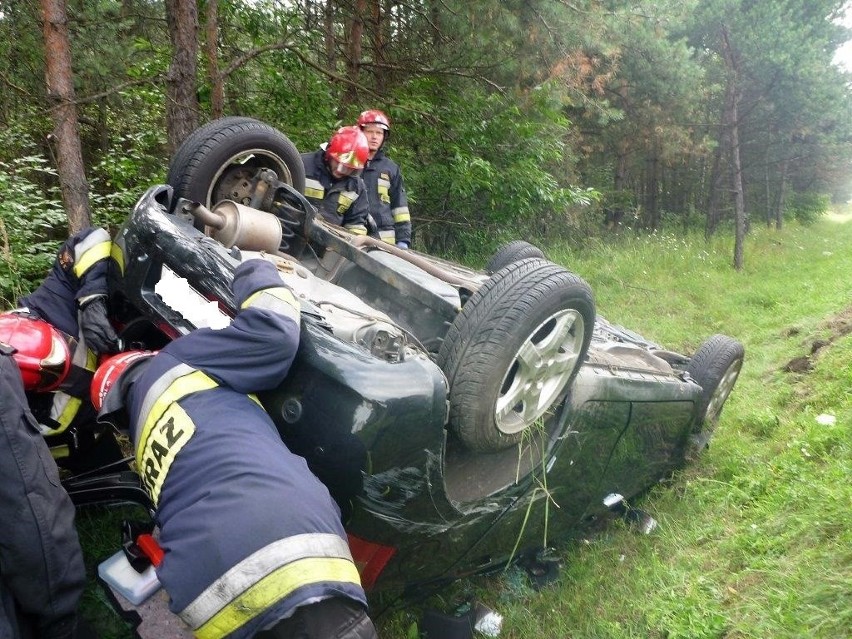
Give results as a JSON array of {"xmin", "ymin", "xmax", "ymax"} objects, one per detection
[{"xmin": 184, "ymin": 200, "xmax": 282, "ymax": 253}]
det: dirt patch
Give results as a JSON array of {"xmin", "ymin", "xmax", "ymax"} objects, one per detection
[{"xmin": 782, "ymin": 307, "xmax": 852, "ymax": 373}]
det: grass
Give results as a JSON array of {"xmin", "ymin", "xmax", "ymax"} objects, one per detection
[{"xmin": 77, "ymin": 209, "xmax": 852, "ymax": 638}]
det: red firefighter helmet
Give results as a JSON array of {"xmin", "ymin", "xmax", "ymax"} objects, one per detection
[
  {"xmin": 356, "ymin": 109, "xmax": 391, "ymax": 133},
  {"xmin": 0, "ymin": 313, "xmax": 71, "ymax": 392},
  {"xmin": 325, "ymin": 126, "xmax": 369, "ymax": 177},
  {"xmin": 91, "ymin": 350, "xmax": 155, "ymax": 414}
]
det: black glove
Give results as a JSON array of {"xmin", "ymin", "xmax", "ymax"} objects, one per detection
[{"xmin": 79, "ymin": 296, "xmax": 119, "ymax": 355}]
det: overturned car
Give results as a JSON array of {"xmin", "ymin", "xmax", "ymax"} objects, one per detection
[{"xmin": 64, "ymin": 118, "xmax": 744, "ymax": 594}]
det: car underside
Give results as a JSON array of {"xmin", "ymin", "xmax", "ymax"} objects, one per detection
[{"xmin": 59, "ymin": 118, "xmax": 744, "ymax": 595}]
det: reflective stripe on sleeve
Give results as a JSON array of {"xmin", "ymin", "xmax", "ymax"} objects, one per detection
[
  {"xmin": 392, "ymin": 206, "xmax": 411, "ymax": 223},
  {"xmin": 379, "ymin": 229, "xmax": 396, "ymax": 244},
  {"xmin": 336, "ymin": 191, "xmax": 358, "ymax": 214},
  {"xmin": 110, "ymin": 242, "xmax": 125, "ymax": 275},
  {"xmin": 240, "ymin": 286, "xmax": 300, "ymax": 323},
  {"xmin": 181, "ymin": 533, "xmax": 360, "ymax": 638},
  {"xmin": 304, "ymin": 179, "xmax": 324, "ymax": 200},
  {"xmin": 45, "ymin": 393, "xmax": 80, "ymax": 435},
  {"xmin": 43, "ymin": 346, "xmax": 98, "ymax": 435},
  {"xmin": 73, "ymin": 228, "xmax": 112, "ymax": 277},
  {"xmin": 344, "ymin": 224, "xmax": 367, "ymax": 236}
]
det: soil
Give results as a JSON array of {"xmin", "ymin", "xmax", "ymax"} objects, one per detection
[{"xmin": 782, "ymin": 307, "xmax": 852, "ymax": 373}]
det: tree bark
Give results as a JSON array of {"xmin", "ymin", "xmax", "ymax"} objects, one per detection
[
  {"xmin": 204, "ymin": 0, "xmax": 224, "ymax": 119},
  {"xmin": 40, "ymin": 0, "xmax": 92, "ymax": 233},
  {"xmin": 165, "ymin": 0, "xmax": 200, "ymax": 155},
  {"xmin": 775, "ymin": 156, "xmax": 788, "ymax": 230},
  {"xmin": 720, "ymin": 26, "xmax": 745, "ymax": 271},
  {"xmin": 368, "ymin": 0, "xmax": 387, "ymax": 94},
  {"xmin": 647, "ymin": 147, "xmax": 659, "ymax": 231},
  {"xmin": 324, "ymin": 0, "xmax": 336, "ymax": 70},
  {"xmin": 705, "ymin": 127, "xmax": 724, "ymax": 239},
  {"xmin": 342, "ymin": 0, "xmax": 367, "ymax": 110},
  {"xmin": 607, "ymin": 143, "xmax": 629, "ymax": 230}
]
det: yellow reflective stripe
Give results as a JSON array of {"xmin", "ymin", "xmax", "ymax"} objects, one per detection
[
  {"xmin": 135, "ymin": 370, "xmax": 218, "ymax": 468},
  {"xmin": 110, "ymin": 242, "xmax": 125, "ymax": 275},
  {"xmin": 193, "ymin": 558, "xmax": 361, "ymax": 639},
  {"xmin": 84, "ymin": 348, "xmax": 98, "ymax": 372},
  {"xmin": 304, "ymin": 179, "xmax": 324, "ymax": 200},
  {"xmin": 55, "ymin": 396, "xmax": 81, "ymax": 431},
  {"xmin": 73, "ymin": 240, "xmax": 111, "ymax": 277},
  {"xmin": 345, "ymin": 225, "xmax": 367, "ymax": 236},
  {"xmin": 42, "ymin": 393, "xmax": 81, "ymax": 435},
  {"xmin": 240, "ymin": 286, "xmax": 300, "ymax": 323},
  {"xmin": 379, "ymin": 229, "xmax": 396, "ymax": 243},
  {"xmin": 73, "ymin": 229, "xmax": 112, "ymax": 277},
  {"xmin": 49, "ymin": 444, "xmax": 70, "ymax": 459},
  {"xmin": 181, "ymin": 533, "xmax": 355, "ymax": 629},
  {"xmin": 42, "ymin": 345, "xmax": 96, "ymax": 435},
  {"xmin": 392, "ymin": 207, "xmax": 410, "ymax": 223},
  {"xmin": 138, "ymin": 402, "xmax": 195, "ymax": 505},
  {"xmin": 336, "ymin": 191, "xmax": 357, "ymax": 214}
]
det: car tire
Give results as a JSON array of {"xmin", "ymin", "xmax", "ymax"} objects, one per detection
[
  {"xmin": 438, "ymin": 258, "xmax": 595, "ymax": 453},
  {"xmin": 686, "ymin": 334, "xmax": 744, "ymax": 452},
  {"xmin": 485, "ymin": 240, "xmax": 546, "ymax": 274},
  {"xmin": 166, "ymin": 117, "xmax": 305, "ymax": 220}
]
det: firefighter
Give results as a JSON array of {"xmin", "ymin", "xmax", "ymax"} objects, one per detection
[
  {"xmin": 301, "ymin": 126, "xmax": 371, "ymax": 236},
  {"xmin": 0, "ymin": 340, "xmax": 90, "ymax": 639},
  {"xmin": 91, "ymin": 259, "xmax": 377, "ymax": 639},
  {"xmin": 356, "ymin": 110, "xmax": 412, "ymax": 249},
  {"xmin": 11, "ymin": 227, "xmax": 120, "ymax": 442}
]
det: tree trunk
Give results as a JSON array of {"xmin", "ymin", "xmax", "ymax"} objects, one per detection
[
  {"xmin": 764, "ymin": 158, "xmax": 771, "ymax": 227},
  {"xmin": 165, "ymin": 0, "xmax": 200, "ymax": 155},
  {"xmin": 324, "ymin": 0, "xmax": 336, "ymax": 69},
  {"xmin": 607, "ymin": 143, "xmax": 629, "ymax": 230},
  {"xmin": 40, "ymin": 0, "xmax": 91, "ymax": 234},
  {"xmin": 369, "ymin": 0, "xmax": 386, "ymax": 94},
  {"xmin": 204, "ymin": 0, "xmax": 224, "ymax": 119},
  {"xmin": 705, "ymin": 129, "xmax": 724, "ymax": 239},
  {"xmin": 647, "ymin": 148, "xmax": 659, "ymax": 231},
  {"xmin": 342, "ymin": 0, "xmax": 367, "ymax": 110},
  {"xmin": 721, "ymin": 26, "xmax": 745, "ymax": 271},
  {"xmin": 775, "ymin": 156, "xmax": 788, "ymax": 230}
]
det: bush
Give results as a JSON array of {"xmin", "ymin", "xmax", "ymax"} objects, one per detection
[
  {"xmin": 786, "ymin": 192, "xmax": 830, "ymax": 225},
  {"xmin": 0, "ymin": 128, "xmax": 66, "ymax": 306}
]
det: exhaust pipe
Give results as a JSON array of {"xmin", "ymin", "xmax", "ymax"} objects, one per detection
[{"xmin": 183, "ymin": 201, "xmax": 282, "ymax": 253}]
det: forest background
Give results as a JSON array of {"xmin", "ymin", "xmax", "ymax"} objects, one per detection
[
  {"xmin": 1, "ymin": 3, "xmax": 850, "ymax": 637},
  {"xmin": 1, "ymin": 0, "xmax": 851, "ymax": 304}
]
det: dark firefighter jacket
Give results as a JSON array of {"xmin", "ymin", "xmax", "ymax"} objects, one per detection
[
  {"xmin": 301, "ymin": 150, "xmax": 369, "ymax": 236},
  {"xmin": 19, "ymin": 227, "xmax": 111, "ymax": 339},
  {"xmin": 0, "ymin": 352, "xmax": 86, "ymax": 639},
  {"xmin": 125, "ymin": 259, "xmax": 366, "ymax": 639},
  {"xmin": 362, "ymin": 149, "xmax": 411, "ymax": 246},
  {"xmin": 17, "ymin": 227, "xmax": 111, "ymax": 436}
]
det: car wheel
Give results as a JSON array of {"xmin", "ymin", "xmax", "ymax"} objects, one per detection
[
  {"xmin": 686, "ymin": 334, "xmax": 744, "ymax": 451},
  {"xmin": 166, "ymin": 117, "xmax": 305, "ymax": 221},
  {"xmin": 485, "ymin": 240, "xmax": 546, "ymax": 274},
  {"xmin": 438, "ymin": 258, "xmax": 595, "ymax": 453}
]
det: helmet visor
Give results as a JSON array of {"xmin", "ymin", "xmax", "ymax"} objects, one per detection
[{"xmin": 330, "ymin": 160, "xmax": 363, "ymax": 178}]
